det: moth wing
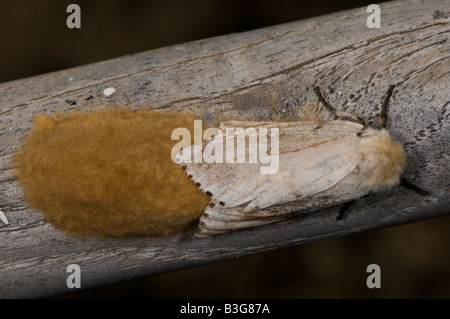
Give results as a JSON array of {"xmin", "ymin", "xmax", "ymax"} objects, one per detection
[
  {"xmin": 196, "ymin": 205, "xmax": 287, "ymax": 237},
  {"xmin": 176, "ymin": 120, "xmax": 365, "ymax": 235},
  {"xmin": 216, "ymin": 130, "xmax": 363, "ymax": 210},
  {"xmin": 180, "ymin": 120, "xmax": 363, "ymax": 205},
  {"xmin": 218, "ymin": 120, "xmax": 274, "ymax": 130},
  {"xmin": 219, "ymin": 120, "xmax": 364, "ymax": 153},
  {"xmin": 194, "ymin": 131, "xmax": 363, "ymax": 237}
]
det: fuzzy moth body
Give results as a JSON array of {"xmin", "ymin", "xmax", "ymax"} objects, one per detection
[{"xmin": 176, "ymin": 120, "xmax": 405, "ymax": 237}]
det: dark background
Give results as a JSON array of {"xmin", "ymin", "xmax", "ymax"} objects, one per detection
[{"xmin": 1, "ymin": 0, "xmax": 449, "ymax": 298}]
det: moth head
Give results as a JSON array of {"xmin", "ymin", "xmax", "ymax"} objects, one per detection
[{"xmin": 357, "ymin": 128, "xmax": 406, "ymax": 191}]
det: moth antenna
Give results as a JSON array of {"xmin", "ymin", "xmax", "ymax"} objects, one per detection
[
  {"xmin": 314, "ymin": 86, "xmax": 337, "ymax": 116},
  {"xmin": 314, "ymin": 86, "xmax": 365, "ymax": 125},
  {"xmin": 378, "ymin": 84, "xmax": 395, "ymax": 129}
]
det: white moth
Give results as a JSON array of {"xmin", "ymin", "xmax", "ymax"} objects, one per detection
[{"xmin": 176, "ymin": 86, "xmax": 406, "ymax": 237}]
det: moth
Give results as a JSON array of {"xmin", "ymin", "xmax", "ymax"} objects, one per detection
[{"xmin": 176, "ymin": 86, "xmax": 406, "ymax": 237}]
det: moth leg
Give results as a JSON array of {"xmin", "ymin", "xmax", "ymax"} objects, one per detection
[
  {"xmin": 336, "ymin": 192, "xmax": 375, "ymax": 221},
  {"xmin": 337, "ymin": 179, "xmax": 432, "ymax": 222},
  {"xmin": 336, "ymin": 201, "xmax": 353, "ymax": 221},
  {"xmin": 377, "ymin": 84, "xmax": 395, "ymax": 129},
  {"xmin": 313, "ymin": 87, "xmax": 365, "ymax": 125},
  {"xmin": 399, "ymin": 178, "xmax": 432, "ymax": 197}
]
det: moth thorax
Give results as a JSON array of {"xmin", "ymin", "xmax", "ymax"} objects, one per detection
[{"xmin": 356, "ymin": 128, "xmax": 406, "ymax": 191}]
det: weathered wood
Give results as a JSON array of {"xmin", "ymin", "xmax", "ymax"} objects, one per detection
[{"xmin": 0, "ymin": 0, "xmax": 449, "ymax": 298}]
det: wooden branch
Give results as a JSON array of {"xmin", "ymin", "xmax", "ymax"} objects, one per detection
[{"xmin": 1, "ymin": 0, "xmax": 449, "ymax": 298}]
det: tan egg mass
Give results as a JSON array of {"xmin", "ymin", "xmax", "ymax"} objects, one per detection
[{"xmin": 14, "ymin": 108, "xmax": 210, "ymax": 238}]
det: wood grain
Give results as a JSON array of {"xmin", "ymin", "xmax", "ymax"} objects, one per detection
[{"xmin": 0, "ymin": 0, "xmax": 449, "ymax": 298}]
